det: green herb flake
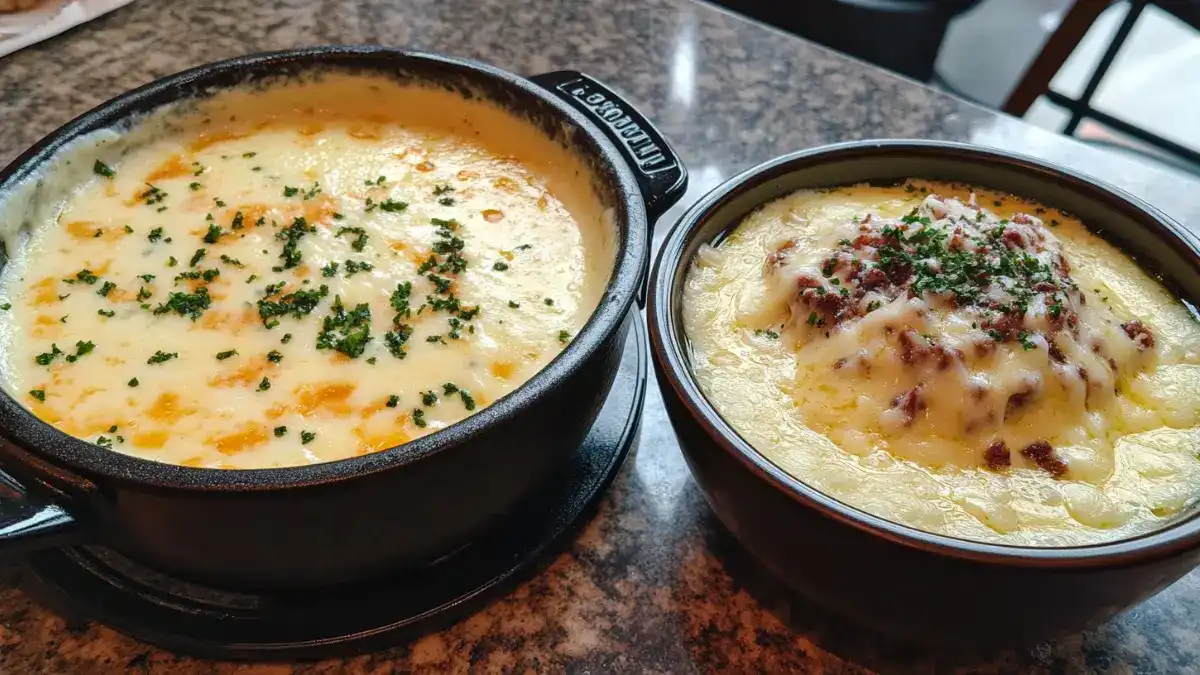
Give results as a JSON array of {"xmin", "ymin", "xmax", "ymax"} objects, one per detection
[
  {"xmin": 558, "ymin": 330, "xmax": 571, "ymax": 344},
  {"xmin": 128, "ymin": 377, "xmax": 139, "ymax": 387},
  {"xmin": 274, "ymin": 426, "xmax": 287, "ymax": 437},
  {"xmin": 147, "ymin": 350, "xmax": 178, "ymax": 365},
  {"xmin": 0, "ymin": 303, "xmax": 10, "ymax": 311},
  {"xmin": 93, "ymin": 160, "xmax": 115, "ymax": 178},
  {"xmin": 189, "ymin": 249, "xmax": 206, "ymax": 267},
  {"xmin": 97, "ymin": 281, "xmax": 116, "ymax": 297},
  {"xmin": 508, "ymin": 300, "xmax": 520, "ymax": 309},
  {"xmin": 283, "ymin": 186, "xmax": 299, "ymax": 198},
  {"xmin": 281, "ymin": 333, "xmax": 293, "ymax": 344},
  {"xmin": 459, "ymin": 389, "xmax": 476, "ymax": 411},
  {"xmin": 493, "ymin": 261, "xmax": 509, "ymax": 271},
  {"xmin": 315, "ymin": 295, "xmax": 373, "ymax": 358},
  {"xmin": 215, "ymin": 349, "xmax": 238, "ymax": 360},
  {"xmin": 386, "ymin": 394, "xmax": 400, "ymax": 408},
  {"xmin": 379, "ymin": 199, "xmax": 408, "ymax": 213},
  {"xmin": 544, "ymin": 298, "xmax": 554, "ymax": 306},
  {"xmin": 256, "ymin": 376, "xmax": 271, "ymax": 392},
  {"xmin": 152, "ymin": 288, "xmax": 212, "ymax": 320},
  {"xmin": 266, "ymin": 350, "xmax": 283, "ymax": 363},
  {"xmin": 29, "ymin": 389, "xmax": 45, "ymax": 402},
  {"xmin": 421, "ymin": 390, "xmax": 438, "ymax": 407},
  {"xmin": 411, "ymin": 409, "xmax": 427, "ymax": 428},
  {"xmin": 167, "ymin": 256, "xmax": 178, "ymax": 267},
  {"xmin": 301, "ymin": 430, "xmax": 316, "ymax": 444}
]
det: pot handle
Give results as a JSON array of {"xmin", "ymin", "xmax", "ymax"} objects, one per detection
[
  {"xmin": 0, "ymin": 467, "xmax": 82, "ymax": 555},
  {"xmin": 530, "ymin": 71, "xmax": 688, "ymax": 305}
]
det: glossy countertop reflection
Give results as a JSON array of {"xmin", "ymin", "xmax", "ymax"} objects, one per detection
[{"xmin": 1, "ymin": 0, "xmax": 1199, "ymax": 672}]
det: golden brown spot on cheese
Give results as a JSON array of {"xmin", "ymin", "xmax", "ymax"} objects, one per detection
[
  {"xmin": 347, "ymin": 124, "xmax": 382, "ymax": 140},
  {"xmin": 146, "ymin": 392, "xmax": 198, "ymax": 423},
  {"xmin": 208, "ymin": 423, "xmax": 270, "ymax": 455},
  {"xmin": 180, "ymin": 456, "xmax": 205, "ymax": 467},
  {"xmin": 131, "ymin": 429, "xmax": 170, "ymax": 449},
  {"xmin": 65, "ymin": 220, "xmax": 100, "ymax": 239},
  {"xmin": 416, "ymin": 160, "xmax": 436, "ymax": 172},
  {"xmin": 189, "ymin": 130, "xmax": 249, "ymax": 152},
  {"xmin": 297, "ymin": 123, "xmax": 324, "ymax": 137},
  {"xmin": 482, "ymin": 209, "xmax": 504, "ymax": 223},
  {"xmin": 537, "ymin": 195, "xmax": 550, "ymax": 211},
  {"xmin": 294, "ymin": 382, "xmax": 357, "ymax": 417},
  {"xmin": 28, "ymin": 399, "xmax": 60, "ymax": 424},
  {"xmin": 30, "ymin": 278, "xmax": 59, "ymax": 306},
  {"xmin": 145, "ymin": 154, "xmax": 192, "ymax": 182},
  {"xmin": 352, "ymin": 423, "xmax": 411, "ymax": 453},
  {"xmin": 34, "ymin": 315, "xmax": 57, "ymax": 326},
  {"xmin": 360, "ymin": 398, "xmax": 388, "ymax": 418},
  {"xmin": 302, "ymin": 195, "xmax": 338, "ymax": 226},
  {"xmin": 209, "ymin": 359, "xmax": 272, "ymax": 387},
  {"xmin": 103, "ymin": 356, "xmax": 126, "ymax": 366},
  {"xmin": 493, "ymin": 177, "xmax": 518, "ymax": 192},
  {"xmin": 105, "ymin": 286, "xmax": 136, "ymax": 302},
  {"xmin": 456, "ymin": 169, "xmax": 479, "ymax": 181},
  {"xmin": 490, "ymin": 361, "xmax": 516, "ymax": 380}
]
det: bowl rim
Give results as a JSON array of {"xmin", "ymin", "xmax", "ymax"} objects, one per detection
[
  {"xmin": 649, "ymin": 138, "xmax": 1200, "ymax": 568},
  {"xmin": 0, "ymin": 45, "xmax": 647, "ymax": 491}
]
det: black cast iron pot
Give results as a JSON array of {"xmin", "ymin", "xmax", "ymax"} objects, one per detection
[
  {"xmin": 648, "ymin": 140, "xmax": 1200, "ymax": 646},
  {"xmin": 0, "ymin": 46, "xmax": 686, "ymax": 589}
]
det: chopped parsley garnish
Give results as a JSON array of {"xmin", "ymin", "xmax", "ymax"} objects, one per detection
[
  {"xmin": 256, "ymin": 377, "xmax": 271, "ymax": 392},
  {"xmin": 281, "ymin": 333, "xmax": 293, "ymax": 344},
  {"xmin": 231, "ymin": 211, "xmax": 245, "ymax": 230},
  {"xmin": 257, "ymin": 284, "xmax": 329, "ymax": 325},
  {"xmin": 140, "ymin": 184, "xmax": 167, "ymax": 206},
  {"xmin": 93, "ymin": 160, "xmax": 115, "ymax": 178},
  {"xmin": 246, "ymin": 274, "xmax": 259, "ymax": 283},
  {"xmin": 266, "ymin": 350, "xmax": 283, "ymax": 363},
  {"xmin": 378, "ymin": 199, "xmax": 407, "ymax": 213},
  {"xmin": 147, "ymin": 350, "xmax": 178, "ymax": 364},
  {"xmin": 189, "ymin": 182, "xmax": 202, "ymax": 191},
  {"xmin": 421, "ymin": 391, "xmax": 438, "ymax": 406},
  {"xmin": 389, "ymin": 282, "xmax": 413, "ymax": 318},
  {"xmin": 128, "ymin": 378, "xmax": 139, "ymax": 387},
  {"xmin": 219, "ymin": 255, "xmax": 244, "ymax": 268},
  {"xmin": 459, "ymin": 389, "xmax": 476, "ymax": 411},
  {"xmin": 412, "ymin": 409, "xmax": 427, "ymax": 428},
  {"xmin": 97, "ymin": 281, "xmax": 116, "ymax": 297},
  {"xmin": 35, "ymin": 344, "xmax": 62, "ymax": 366},
  {"xmin": 276, "ymin": 217, "xmax": 315, "ymax": 269},
  {"xmin": 97, "ymin": 309, "xmax": 115, "ymax": 317},
  {"xmin": 283, "ymin": 186, "xmax": 299, "ymax": 197},
  {"xmin": 1018, "ymin": 331, "xmax": 1037, "ymax": 350},
  {"xmin": 302, "ymin": 183, "xmax": 322, "ymax": 200},
  {"xmin": 508, "ymin": 300, "xmax": 520, "ymax": 308},
  {"xmin": 64, "ymin": 340, "xmax": 94, "ymax": 363},
  {"xmin": 433, "ymin": 184, "xmax": 454, "ymax": 195},
  {"xmin": 384, "ymin": 324, "xmax": 413, "ymax": 359},
  {"xmin": 203, "ymin": 223, "xmax": 224, "ymax": 244},
  {"xmin": 216, "ymin": 350, "xmax": 238, "ymax": 360},
  {"xmin": 173, "ymin": 269, "xmax": 220, "ymax": 284},
  {"xmin": 493, "ymin": 261, "xmax": 509, "ymax": 271},
  {"xmin": 321, "ymin": 261, "xmax": 339, "ymax": 277},
  {"xmin": 344, "ymin": 259, "xmax": 373, "ymax": 276},
  {"xmin": 438, "ymin": 197, "xmax": 455, "ymax": 206},
  {"xmin": 301, "ymin": 430, "xmax": 316, "ymax": 444},
  {"xmin": 243, "ymin": 152, "xmax": 257, "ymax": 159},
  {"xmin": 139, "ymin": 274, "xmax": 156, "ymax": 283},
  {"xmin": 213, "ymin": 197, "xmax": 227, "ymax": 208},
  {"xmin": 386, "ymin": 395, "xmax": 400, "ymax": 408},
  {"xmin": 0, "ymin": 303, "xmax": 9, "ymax": 311},
  {"xmin": 189, "ymin": 249, "xmax": 206, "ymax": 267},
  {"xmin": 558, "ymin": 330, "xmax": 571, "ymax": 343},
  {"xmin": 544, "ymin": 298, "xmax": 554, "ymax": 306},
  {"xmin": 335, "ymin": 226, "xmax": 368, "ymax": 252},
  {"xmin": 366, "ymin": 356, "xmax": 377, "ymax": 365},
  {"xmin": 70, "ymin": 269, "xmax": 99, "ymax": 285},
  {"xmin": 167, "ymin": 256, "xmax": 178, "ymax": 267},
  {"xmin": 427, "ymin": 274, "xmax": 452, "ymax": 294},
  {"xmin": 153, "ymin": 288, "xmax": 212, "ymax": 320},
  {"xmin": 425, "ymin": 334, "xmax": 446, "ymax": 344},
  {"xmin": 332, "ymin": 212, "xmax": 345, "ymax": 220},
  {"xmin": 316, "ymin": 296, "xmax": 373, "ymax": 358},
  {"xmin": 29, "ymin": 389, "xmax": 45, "ymax": 402},
  {"xmin": 274, "ymin": 426, "xmax": 287, "ymax": 437},
  {"xmin": 124, "ymin": 225, "xmax": 134, "ymax": 234}
]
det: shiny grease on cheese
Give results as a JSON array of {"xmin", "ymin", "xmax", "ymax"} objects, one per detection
[
  {"xmin": 684, "ymin": 181, "xmax": 1200, "ymax": 546},
  {"xmin": 0, "ymin": 73, "xmax": 614, "ymax": 469}
]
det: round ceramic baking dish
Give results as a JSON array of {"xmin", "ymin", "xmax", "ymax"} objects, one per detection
[{"xmin": 648, "ymin": 140, "xmax": 1200, "ymax": 645}]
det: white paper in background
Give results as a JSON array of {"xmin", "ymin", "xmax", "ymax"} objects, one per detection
[{"xmin": 0, "ymin": 0, "xmax": 135, "ymax": 59}]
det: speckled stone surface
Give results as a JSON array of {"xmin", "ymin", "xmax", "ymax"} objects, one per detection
[{"xmin": 1, "ymin": 0, "xmax": 1199, "ymax": 672}]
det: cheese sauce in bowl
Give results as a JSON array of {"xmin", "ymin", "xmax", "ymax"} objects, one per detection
[
  {"xmin": 0, "ymin": 73, "xmax": 613, "ymax": 469},
  {"xmin": 682, "ymin": 180, "xmax": 1200, "ymax": 546}
]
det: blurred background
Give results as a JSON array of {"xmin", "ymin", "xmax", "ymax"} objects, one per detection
[{"xmin": 709, "ymin": 0, "xmax": 1200, "ymax": 179}]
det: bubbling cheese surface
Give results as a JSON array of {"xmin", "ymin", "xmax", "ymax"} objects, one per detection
[
  {"xmin": 0, "ymin": 74, "xmax": 614, "ymax": 469},
  {"xmin": 683, "ymin": 182, "xmax": 1200, "ymax": 546}
]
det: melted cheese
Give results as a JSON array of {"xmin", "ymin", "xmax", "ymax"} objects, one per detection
[
  {"xmin": 683, "ymin": 182, "xmax": 1200, "ymax": 546},
  {"xmin": 0, "ymin": 74, "xmax": 614, "ymax": 469}
]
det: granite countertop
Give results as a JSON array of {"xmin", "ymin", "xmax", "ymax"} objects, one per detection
[{"xmin": 1, "ymin": 0, "xmax": 1199, "ymax": 672}]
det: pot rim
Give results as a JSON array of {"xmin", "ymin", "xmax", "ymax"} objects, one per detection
[
  {"xmin": 649, "ymin": 138, "xmax": 1200, "ymax": 568},
  {"xmin": 0, "ymin": 46, "xmax": 647, "ymax": 491}
]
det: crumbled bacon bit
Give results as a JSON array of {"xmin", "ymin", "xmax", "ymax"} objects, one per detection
[
  {"xmin": 832, "ymin": 357, "xmax": 848, "ymax": 370},
  {"xmin": 890, "ymin": 385, "xmax": 925, "ymax": 427},
  {"xmin": 1020, "ymin": 440, "xmax": 1068, "ymax": 478},
  {"xmin": 1004, "ymin": 375, "xmax": 1041, "ymax": 421},
  {"xmin": 858, "ymin": 267, "xmax": 889, "ymax": 291},
  {"xmin": 984, "ymin": 441, "xmax": 1011, "ymax": 471},
  {"xmin": 1047, "ymin": 340, "xmax": 1066, "ymax": 363},
  {"xmin": 1121, "ymin": 320, "xmax": 1155, "ymax": 350}
]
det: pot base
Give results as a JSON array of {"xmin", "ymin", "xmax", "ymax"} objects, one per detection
[{"xmin": 20, "ymin": 315, "xmax": 647, "ymax": 661}]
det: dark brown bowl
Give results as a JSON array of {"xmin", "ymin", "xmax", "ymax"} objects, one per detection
[
  {"xmin": 647, "ymin": 140, "xmax": 1200, "ymax": 646},
  {"xmin": 0, "ymin": 46, "xmax": 687, "ymax": 589}
]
